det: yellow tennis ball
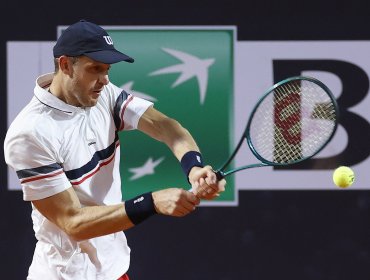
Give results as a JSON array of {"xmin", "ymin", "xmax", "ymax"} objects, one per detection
[{"xmin": 333, "ymin": 166, "xmax": 355, "ymax": 188}]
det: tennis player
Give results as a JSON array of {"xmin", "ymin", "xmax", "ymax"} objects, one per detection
[{"xmin": 4, "ymin": 20, "xmax": 225, "ymax": 280}]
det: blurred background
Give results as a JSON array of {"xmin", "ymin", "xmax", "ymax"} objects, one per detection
[{"xmin": 1, "ymin": 0, "xmax": 370, "ymax": 279}]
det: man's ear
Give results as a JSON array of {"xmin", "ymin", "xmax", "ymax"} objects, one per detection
[{"xmin": 58, "ymin": 56, "xmax": 73, "ymax": 75}]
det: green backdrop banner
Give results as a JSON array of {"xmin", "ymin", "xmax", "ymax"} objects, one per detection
[{"xmin": 107, "ymin": 28, "xmax": 235, "ymax": 203}]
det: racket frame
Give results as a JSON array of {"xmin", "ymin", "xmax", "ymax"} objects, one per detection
[{"xmin": 216, "ymin": 76, "xmax": 339, "ymax": 179}]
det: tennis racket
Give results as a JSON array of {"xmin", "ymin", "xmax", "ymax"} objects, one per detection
[{"xmin": 214, "ymin": 76, "xmax": 339, "ymax": 180}]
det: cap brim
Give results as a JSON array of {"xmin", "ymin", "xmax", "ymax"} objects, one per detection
[{"xmin": 85, "ymin": 49, "xmax": 134, "ymax": 64}]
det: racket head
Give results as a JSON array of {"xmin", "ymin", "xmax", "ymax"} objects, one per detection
[{"xmin": 245, "ymin": 76, "xmax": 339, "ymax": 166}]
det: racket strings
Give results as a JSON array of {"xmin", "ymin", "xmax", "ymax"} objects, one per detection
[{"xmin": 249, "ymin": 79, "xmax": 337, "ymax": 164}]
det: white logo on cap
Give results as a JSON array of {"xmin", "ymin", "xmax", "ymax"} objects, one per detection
[{"xmin": 103, "ymin": 36, "xmax": 114, "ymax": 45}]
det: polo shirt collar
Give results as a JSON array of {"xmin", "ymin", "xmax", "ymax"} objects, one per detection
[{"xmin": 34, "ymin": 73, "xmax": 85, "ymax": 114}]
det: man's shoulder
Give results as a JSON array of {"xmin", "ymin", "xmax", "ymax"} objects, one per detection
[
  {"xmin": 100, "ymin": 82, "xmax": 129, "ymax": 103},
  {"xmin": 6, "ymin": 99, "xmax": 59, "ymax": 145},
  {"xmin": 7, "ymin": 99, "xmax": 39, "ymax": 131}
]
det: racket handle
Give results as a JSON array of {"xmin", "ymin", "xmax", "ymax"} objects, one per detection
[{"xmin": 215, "ymin": 170, "xmax": 225, "ymax": 180}]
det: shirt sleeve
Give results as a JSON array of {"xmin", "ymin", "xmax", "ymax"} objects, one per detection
[
  {"xmin": 105, "ymin": 83, "xmax": 153, "ymax": 131},
  {"xmin": 4, "ymin": 131, "xmax": 71, "ymax": 201}
]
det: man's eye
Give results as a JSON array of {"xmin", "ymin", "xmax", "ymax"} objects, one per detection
[{"xmin": 93, "ymin": 66, "xmax": 110, "ymax": 73}]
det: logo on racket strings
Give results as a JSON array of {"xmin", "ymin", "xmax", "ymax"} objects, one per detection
[{"xmin": 274, "ymin": 92, "xmax": 302, "ymax": 145}]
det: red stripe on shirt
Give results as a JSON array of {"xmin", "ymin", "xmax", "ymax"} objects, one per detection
[
  {"xmin": 71, "ymin": 142, "xmax": 120, "ymax": 186},
  {"xmin": 21, "ymin": 169, "xmax": 64, "ymax": 184}
]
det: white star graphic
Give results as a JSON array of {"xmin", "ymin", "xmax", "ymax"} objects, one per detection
[
  {"xmin": 128, "ymin": 157, "xmax": 165, "ymax": 181},
  {"xmin": 149, "ymin": 48, "xmax": 215, "ymax": 105}
]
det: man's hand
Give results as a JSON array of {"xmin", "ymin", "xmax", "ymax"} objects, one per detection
[
  {"xmin": 152, "ymin": 188, "xmax": 200, "ymax": 217},
  {"xmin": 188, "ymin": 166, "xmax": 226, "ymax": 200}
]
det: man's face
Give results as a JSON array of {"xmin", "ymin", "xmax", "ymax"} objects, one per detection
[{"xmin": 66, "ymin": 56, "xmax": 111, "ymax": 107}]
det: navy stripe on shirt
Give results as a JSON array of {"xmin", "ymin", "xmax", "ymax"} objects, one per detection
[
  {"xmin": 64, "ymin": 133, "xmax": 119, "ymax": 181},
  {"xmin": 16, "ymin": 163, "xmax": 63, "ymax": 179},
  {"xmin": 113, "ymin": 90, "xmax": 129, "ymax": 130}
]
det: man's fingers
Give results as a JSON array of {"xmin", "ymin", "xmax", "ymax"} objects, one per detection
[
  {"xmin": 152, "ymin": 188, "xmax": 200, "ymax": 216},
  {"xmin": 204, "ymin": 177, "xmax": 218, "ymax": 191},
  {"xmin": 205, "ymin": 167, "xmax": 217, "ymax": 184}
]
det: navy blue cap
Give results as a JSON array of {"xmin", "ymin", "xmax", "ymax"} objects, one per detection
[{"xmin": 53, "ymin": 20, "xmax": 134, "ymax": 64}]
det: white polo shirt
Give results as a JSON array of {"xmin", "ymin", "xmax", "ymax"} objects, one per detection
[{"xmin": 4, "ymin": 73, "xmax": 153, "ymax": 280}]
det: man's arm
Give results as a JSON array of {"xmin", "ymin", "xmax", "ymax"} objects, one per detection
[
  {"xmin": 137, "ymin": 106, "xmax": 200, "ymax": 160},
  {"xmin": 32, "ymin": 186, "xmax": 199, "ymax": 241},
  {"xmin": 138, "ymin": 106, "xmax": 225, "ymax": 198},
  {"xmin": 32, "ymin": 187, "xmax": 131, "ymax": 240}
]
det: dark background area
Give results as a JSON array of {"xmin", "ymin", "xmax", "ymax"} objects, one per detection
[{"xmin": 1, "ymin": 0, "xmax": 370, "ymax": 279}]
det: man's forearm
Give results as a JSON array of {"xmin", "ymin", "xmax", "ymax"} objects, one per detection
[{"xmin": 65, "ymin": 203, "xmax": 133, "ymax": 241}]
